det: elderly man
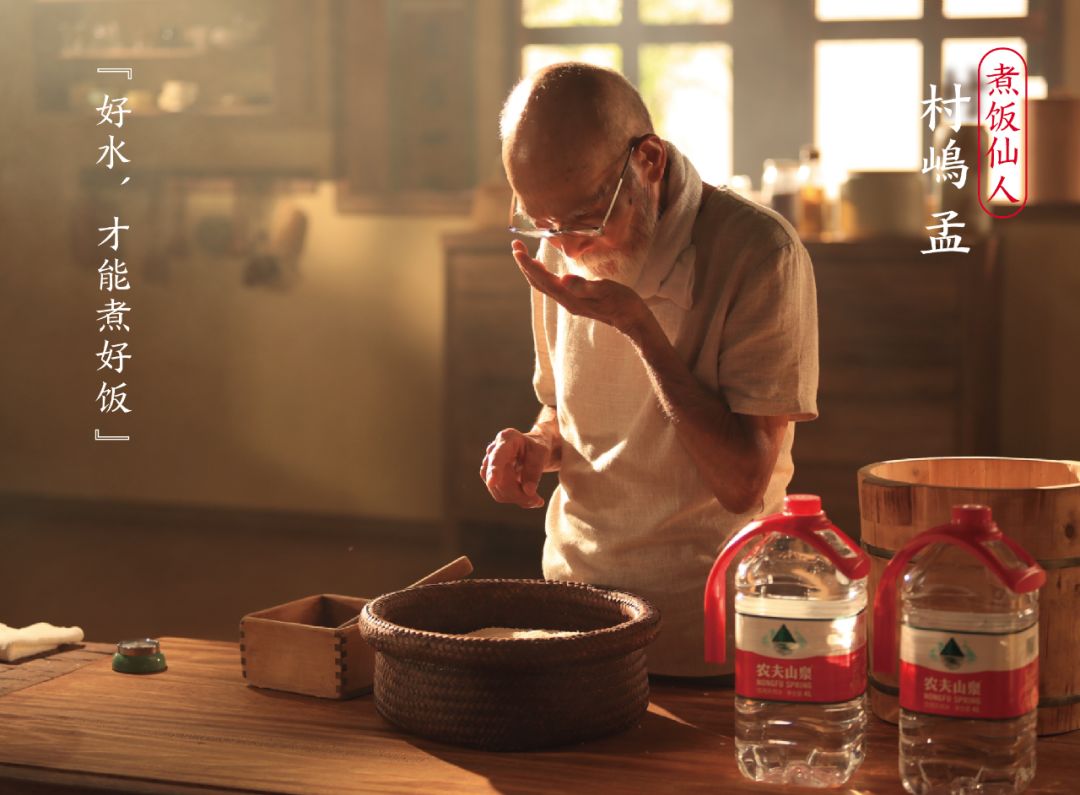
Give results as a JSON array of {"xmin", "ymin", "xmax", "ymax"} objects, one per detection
[{"xmin": 480, "ymin": 62, "xmax": 818, "ymax": 677}]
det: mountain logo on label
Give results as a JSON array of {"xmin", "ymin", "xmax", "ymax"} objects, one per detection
[
  {"xmin": 771, "ymin": 624, "xmax": 797, "ymax": 656},
  {"xmin": 939, "ymin": 637, "xmax": 965, "ymax": 670}
]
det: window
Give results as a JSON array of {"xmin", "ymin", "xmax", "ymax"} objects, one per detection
[
  {"xmin": 519, "ymin": 0, "xmax": 734, "ymax": 185},
  {"xmin": 815, "ymin": 39, "xmax": 924, "ymax": 183},
  {"xmin": 811, "ymin": 3, "xmax": 1048, "ymax": 205},
  {"xmin": 523, "ymin": 44, "xmax": 622, "ymax": 73},
  {"xmin": 943, "ymin": 0, "xmax": 1028, "ymax": 18},
  {"xmin": 816, "ymin": 1, "xmax": 923, "ymax": 21},
  {"xmin": 942, "ymin": 35, "xmax": 1027, "ymax": 126},
  {"xmin": 515, "ymin": 0, "xmax": 1063, "ymax": 202},
  {"xmin": 639, "ymin": 43, "xmax": 732, "ymax": 183}
]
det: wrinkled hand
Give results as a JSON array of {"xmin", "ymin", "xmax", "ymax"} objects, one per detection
[
  {"xmin": 479, "ymin": 428, "xmax": 550, "ymax": 509},
  {"xmin": 511, "ymin": 240, "xmax": 648, "ymax": 334}
]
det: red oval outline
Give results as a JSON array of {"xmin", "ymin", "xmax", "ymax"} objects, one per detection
[{"xmin": 977, "ymin": 47, "xmax": 1028, "ymax": 219}]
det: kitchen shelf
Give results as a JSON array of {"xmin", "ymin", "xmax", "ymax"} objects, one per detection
[{"xmin": 31, "ymin": 0, "xmax": 334, "ymax": 175}]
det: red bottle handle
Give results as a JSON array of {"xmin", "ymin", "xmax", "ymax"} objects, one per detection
[
  {"xmin": 704, "ymin": 495, "xmax": 869, "ymax": 664},
  {"xmin": 872, "ymin": 505, "xmax": 1046, "ymax": 678}
]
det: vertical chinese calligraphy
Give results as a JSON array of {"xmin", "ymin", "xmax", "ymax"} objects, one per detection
[
  {"xmin": 978, "ymin": 48, "xmax": 1027, "ymax": 218},
  {"xmin": 921, "ymin": 82, "xmax": 972, "ymax": 255},
  {"xmin": 94, "ymin": 79, "xmax": 134, "ymax": 440}
]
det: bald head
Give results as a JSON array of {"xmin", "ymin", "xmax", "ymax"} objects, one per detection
[{"xmin": 500, "ymin": 63, "xmax": 654, "ymax": 193}]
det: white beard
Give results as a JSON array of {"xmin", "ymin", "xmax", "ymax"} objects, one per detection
[{"xmin": 567, "ymin": 178, "xmax": 658, "ymax": 289}]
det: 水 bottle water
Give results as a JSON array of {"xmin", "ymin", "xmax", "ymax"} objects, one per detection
[
  {"xmin": 875, "ymin": 504, "xmax": 1045, "ymax": 795},
  {"xmin": 705, "ymin": 494, "xmax": 870, "ymax": 787}
]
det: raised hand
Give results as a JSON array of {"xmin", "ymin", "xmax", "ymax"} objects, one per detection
[{"xmin": 511, "ymin": 240, "xmax": 649, "ymax": 334}]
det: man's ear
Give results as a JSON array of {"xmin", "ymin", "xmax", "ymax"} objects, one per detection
[{"xmin": 637, "ymin": 134, "xmax": 666, "ymax": 185}]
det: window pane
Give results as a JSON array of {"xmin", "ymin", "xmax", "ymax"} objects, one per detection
[
  {"xmin": 639, "ymin": 0, "xmax": 731, "ymax": 24},
  {"xmin": 943, "ymin": 0, "xmax": 1027, "ymax": 18},
  {"xmin": 522, "ymin": 44, "xmax": 623, "ymax": 76},
  {"xmin": 639, "ymin": 43, "xmax": 732, "ymax": 185},
  {"xmin": 942, "ymin": 37, "xmax": 1026, "ymax": 125},
  {"xmin": 522, "ymin": 0, "xmax": 621, "ymax": 27},
  {"xmin": 816, "ymin": 0, "xmax": 922, "ymax": 20},
  {"xmin": 815, "ymin": 40, "xmax": 923, "ymax": 184}
]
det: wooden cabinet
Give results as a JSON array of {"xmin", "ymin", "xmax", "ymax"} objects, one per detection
[
  {"xmin": 443, "ymin": 232, "xmax": 1000, "ymax": 557},
  {"xmin": 792, "ymin": 237, "xmax": 1000, "ymax": 535},
  {"xmin": 337, "ymin": 0, "xmax": 472, "ymax": 213},
  {"xmin": 991, "ymin": 206, "xmax": 1080, "ymax": 461},
  {"xmin": 336, "ymin": 0, "xmax": 509, "ymax": 215}
]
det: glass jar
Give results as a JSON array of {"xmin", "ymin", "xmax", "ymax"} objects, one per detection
[{"xmin": 761, "ymin": 158, "xmax": 800, "ymax": 227}]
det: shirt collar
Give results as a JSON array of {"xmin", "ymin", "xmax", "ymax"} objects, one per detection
[
  {"xmin": 650, "ymin": 244, "xmax": 696, "ymax": 311},
  {"xmin": 632, "ymin": 140, "xmax": 701, "ymax": 312}
]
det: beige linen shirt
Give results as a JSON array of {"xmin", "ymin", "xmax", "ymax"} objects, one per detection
[{"xmin": 530, "ymin": 144, "xmax": 819, "ymax": 677}]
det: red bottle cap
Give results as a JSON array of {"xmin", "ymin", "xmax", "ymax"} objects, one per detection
[
  {"xmin": 952, "ymin": 504, "xmax": 993, "ymax": 531},
  {"xmin": 703, "ymin": 495, "xmax": 869, "ymax": 664},
  {"xmin": 785, "ymin": 494, "xmax": 822, "ymax": 516},
  {"xmin": 871, "ymin": 504, "xmax": 1046, "ymax": 678}
]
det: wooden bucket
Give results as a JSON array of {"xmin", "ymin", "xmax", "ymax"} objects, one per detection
[{"xmin": 858, "ymin": 457, "xmax": 1080, "ymax": 735}]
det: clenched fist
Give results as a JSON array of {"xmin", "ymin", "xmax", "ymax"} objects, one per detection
[{"xmin": 479, "ymin": 428, "xmax": 552, "ymax": 509}]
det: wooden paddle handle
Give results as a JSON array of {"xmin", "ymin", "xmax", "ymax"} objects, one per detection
[
  {"xmin": 338, "ymin": 557, "xmax": 475, "ymax": 630},
  {"xmin": 408, "ymin": 556, "xmax": 474, "ymax": 588}
]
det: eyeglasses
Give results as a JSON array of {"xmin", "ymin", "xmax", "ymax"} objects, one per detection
[{"xmin": 508, "ymin": 135, "xmax": 647, "ymax": 239}]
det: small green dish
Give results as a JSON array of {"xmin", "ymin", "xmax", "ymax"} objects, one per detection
[{"xmin": 112, "ymin": 638, "xmax": 167, "ymax": 674}]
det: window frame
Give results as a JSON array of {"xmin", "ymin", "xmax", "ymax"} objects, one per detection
[{"xmin": 512, "ymin": 0, "xmax": 1064, "ymax": 181}]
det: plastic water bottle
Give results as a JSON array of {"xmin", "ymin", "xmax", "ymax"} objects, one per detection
[
  {"xmin": 874, "ymin": 504, "xmax": 1045, "ymax": 795},
  {"xmin": 705, "ymin": 494, "xmax": 870, "ymax": 786}
]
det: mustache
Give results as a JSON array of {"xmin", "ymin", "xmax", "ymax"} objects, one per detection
[{"xmin": 565, "ymin": 180, "xmax": 658, "ymax": 283}]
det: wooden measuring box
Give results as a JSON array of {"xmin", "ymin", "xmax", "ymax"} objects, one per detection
[{"xmin": 239, "ymin": 557, "xmax": 473, "ymax": 699}]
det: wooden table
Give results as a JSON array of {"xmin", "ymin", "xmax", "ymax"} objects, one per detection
[{"xmin": 0, "ymin": 637, "xmax": 1076, "ymax": 794}]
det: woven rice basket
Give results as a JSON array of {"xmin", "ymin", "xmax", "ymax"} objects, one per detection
[{"xmin": 357, "ymin": 578, "xmax": 661, "ymax": 751}]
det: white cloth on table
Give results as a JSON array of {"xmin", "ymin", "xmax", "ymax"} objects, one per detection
[{"xmin": 0, "ymin": 622, "xmax": 85, "ymax": 662}]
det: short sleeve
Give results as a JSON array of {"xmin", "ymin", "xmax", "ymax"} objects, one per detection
[{"xmin": 716, "ymin": 241, "xmax": 819, "ymax": 421}]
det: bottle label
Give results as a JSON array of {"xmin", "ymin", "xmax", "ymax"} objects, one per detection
[
  {"xmin": 899, "ymin": 624, "xmax": 1039, "ymax": 719},
  {"xmin": 734, "ymin": 610, "xmax": 866, "ymax": 703}
]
